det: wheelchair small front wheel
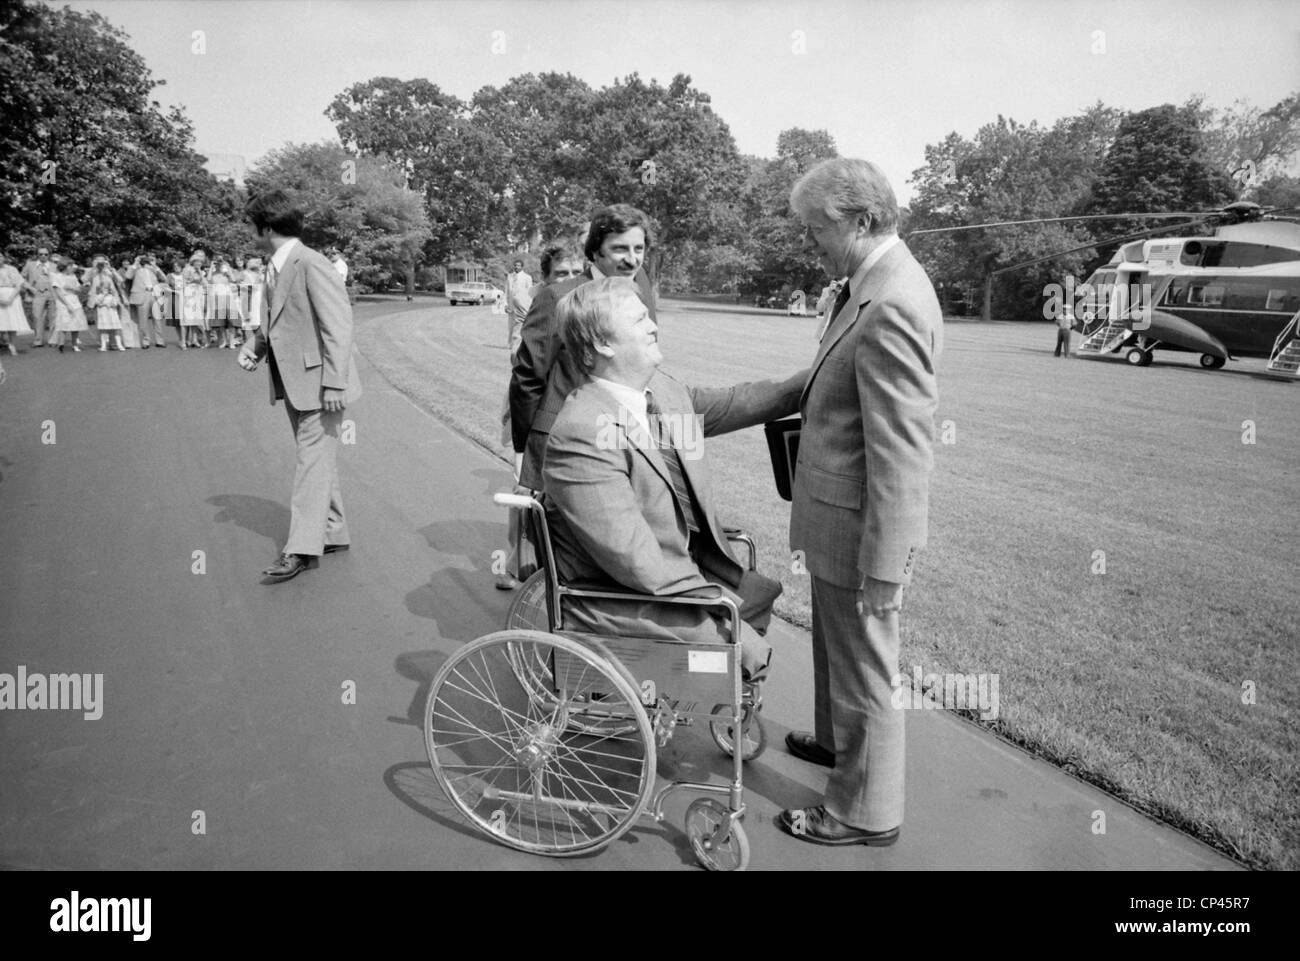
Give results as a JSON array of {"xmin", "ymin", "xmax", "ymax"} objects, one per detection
[
  {"xmin": 709, "ymin": 703, "xmax": 768, "ymax": 761},
  {"xmin": 686, "ymin": 798, "xmax": 749, "ymax": 871}
]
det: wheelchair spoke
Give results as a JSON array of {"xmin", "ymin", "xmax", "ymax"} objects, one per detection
[{"xmin": 425, "ymin": 631, "xmax": 656, "ymax": 855}]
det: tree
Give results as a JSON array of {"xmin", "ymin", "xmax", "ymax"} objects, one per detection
[
  {"xmin": 470, "ymin": 73, "xmax": 600, "ymax": 245},
  {"xmin": 0, "ymin": 0, "xmax": 243, "ymax": 260},
  {"xmin": 326, "ymin": 77, "xmax": 510, "ymax": 265},
  {"xmin": 578, "ymin": 73, "xmax": 750, "ymax": 283},
  {"xmin": 907, "ymin": 110, "xmax": 1120, "ymax": 319},
  {"xmin": 1086, "ymin": 104, "xmax": 1235, "ymax": 223},
  {"xmin": 1193, "ymin": 92, "xmax": 1300, "ymax": 196},
  {"xmin": 245, "ymin": 142, "xmax": 431, "ymax": 291},
  {"xmin": 740, "ymin": 128, "xmax": 839, "ymax": 298}
]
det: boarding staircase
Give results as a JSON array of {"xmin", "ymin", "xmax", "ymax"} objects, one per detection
[
  {"xmin": 1266, "ymin": 308, "xmax": 1300, "ymax": 377},
  {"xmin": 1077, "ymin": 318, "xmax": 1131, "ymax": 355}
]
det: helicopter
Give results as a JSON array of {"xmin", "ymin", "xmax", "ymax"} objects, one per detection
[{"xmin": 908, "ymin": 201, "xmax": 1300, "ymax": 376}]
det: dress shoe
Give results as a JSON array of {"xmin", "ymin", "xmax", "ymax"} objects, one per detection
[
  {"xmin": 323, "ymin": 543, "xmax": 350, "ymax": 554},
  {"xmin": 785, "ymin": 731, "xmax": 835, "ymax": 768},
  {"xmin": 262, "ymin": 553, "xmax": 309, "ymax": 582},
  {"xmin": 494, "ymin": 572, "xmax": 520, "ymax": 590},
  {"xmin": 778, "ymin": 806, "xmax": 900, "ymax": 847}
]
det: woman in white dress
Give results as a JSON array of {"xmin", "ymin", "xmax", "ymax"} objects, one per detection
[
  {"xmin": 87, "ymin": 258, "xmax": 126, "ymax": 351},
  {"xmin": 52, "ymin": 259, "xmax": 88, "ymax": 352},
  {"xmin": 205, "ymin": 255, "xmax": 242, "ymax": 348},
  {"xmin": 0, "ymin": 251, "xmax": 33, "ymax": 355},
  {"xmin": 181, "ymin": 252, "xmax": 207, "ymax": 349}
]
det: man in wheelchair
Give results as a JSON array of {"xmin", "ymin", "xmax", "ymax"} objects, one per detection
[{"xmin": 541, "ymin": 277, "xmax": 807, "ymax": 681}]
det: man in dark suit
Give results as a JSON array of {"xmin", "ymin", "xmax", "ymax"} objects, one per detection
[
  {"xmin": 237, "ymin": 189, "xmax": 363, "ymax": 583},
  {"xmin": 510, "ymin": 204, "xmax": 657, "ymax": 491},
  {"xmin": 779, "ymin": 158, "xmax": 943, "ymax": 847},
  {"xmin": 543, "ymin": 277, "xmax": 805, "ymax": 676}
]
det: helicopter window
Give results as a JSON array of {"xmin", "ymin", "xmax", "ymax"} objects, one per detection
[
  {"xmin": 1265, "ymin": 289, "xmax": 1289, "ymax": 311},
  {"xmin": 1201, "ymin": 285, "xmax": 1225, "ymax": 306}
]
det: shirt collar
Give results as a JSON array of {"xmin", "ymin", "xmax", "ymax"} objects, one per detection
[
  {"xmin": 592, "ymin": 376, "xmax": 651, "ymax": 436},
  {"xmin": 850, "ymin": 234, "xmax": 900, "ymax": 290},
  {"xmin": 270, "ymin": 238, "xmax": 300, "ymax": 274}
]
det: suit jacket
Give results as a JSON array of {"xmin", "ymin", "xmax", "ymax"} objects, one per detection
[
  {"xmin": 250, "ymin": 242, "xmax": 362, "ymax": 413},
  {"xmin": 21, "ymin": 260, "xmax": 53, "ymax": 295},
  {"xmin": 790, "ymin": 241, "xmax": 942, "ymax": 589},
  {"xmin": 543, "ymin": 367, "xmax": 804, "ymax": 643},
  {"xmin": 510, "ymin": 266, "xmax": 656, "ymax": 489},
  {"xmin": 125, "ymin": 265, "xmax": 162, "ymax": 305}
]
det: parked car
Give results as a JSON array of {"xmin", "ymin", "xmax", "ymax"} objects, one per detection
[{"xmin": 446, "ymin": 281, "xmax": 502, "ymax": 305}]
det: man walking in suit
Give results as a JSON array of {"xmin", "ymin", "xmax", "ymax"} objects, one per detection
[
  {"xmin": 544, "ymin": 277, "xmax": 805, "ymax": 676},
  {"xmin": 510, "ymin": 204, "xmax": 657, "ymax": 492},
  {"xmin": 21, "ymin": 248, "xmax": 56, "ymax": 347},
  {"xmin": 779, "ymin": 158, "xmax": 943, "ymax": 846},
  {"xmin": 126, "ymin": 254, "xmax": 166, "ymax": 348},
  {"xmin": 237, "ymin": 189, "xmax": 363, "ymax": 583}
]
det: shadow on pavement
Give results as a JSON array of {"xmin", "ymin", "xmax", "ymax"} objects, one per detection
[{"xmin": 207, "ymin": 493, "xmax": 289, "ymax": 546}]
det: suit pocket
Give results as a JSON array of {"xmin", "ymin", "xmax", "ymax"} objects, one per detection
[
  {"xmin": 804, "ymin": 464, "xmax": 862, "ymax": 509},
  {"xmin": 303, "ymin": 345, "xmax": 321, "ymax": 369}
]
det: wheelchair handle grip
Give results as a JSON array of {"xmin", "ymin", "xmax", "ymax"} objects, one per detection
[{"xmin": 494, "ymin": 492, "xmax": 540, "ymax": 510}]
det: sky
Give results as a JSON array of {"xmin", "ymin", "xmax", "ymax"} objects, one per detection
[{"xmin": 65, "ymin": 0, "xmax": 1300, "ymax": 203}]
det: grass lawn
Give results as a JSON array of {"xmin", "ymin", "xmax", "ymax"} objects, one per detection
[{"xmin": 355, "ymin": 296, "xmax": 1299, "ymax": 870}]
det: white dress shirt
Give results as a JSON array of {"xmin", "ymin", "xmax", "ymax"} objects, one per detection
[{"xmin": 592, "ymin": 376, "xmax": 652, "ymax": 438}]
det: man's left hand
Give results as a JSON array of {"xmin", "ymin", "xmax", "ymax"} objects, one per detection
[
  {"xmin": 322, "ymin": 387, "xmax": 346, "ymax": 413},
  {"xmin": 857, "ymin": 577, "xmax": 903, "ymax": 619}
]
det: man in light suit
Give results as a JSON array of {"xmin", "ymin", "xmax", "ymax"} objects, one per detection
[
  {"xmin": 779, "ymin": 158, "xmax": 943, "ymax": 846},
  {"xmin": 125, "ymin": 254, "xmax": 166, "ymax": 348},
  {"xmin": 511, "ymin": 204, "xmax": 658, "ymax": 492},
  {"xmin": 21, "ymin": 248, "xmax": 56, "ymax": 347},
  {"xmin": 237, "ymin": 189, "xmax": 363, "ymax": 583},
  {"xmin": 543, "ymin": 277, "xmax": 805, "ymax": 677}
]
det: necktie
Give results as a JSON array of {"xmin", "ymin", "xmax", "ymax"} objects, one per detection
[
  {"xmin": 645, "ymin": 392, "xmax": 700, "ymax": 534},
  {"xmin": 817, "ymin": 280, "xmax": 851, "ymax": 341}
]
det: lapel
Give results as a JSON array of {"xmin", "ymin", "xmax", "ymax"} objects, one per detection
[
  {"xmin": 589, "ymin": 379, "xmax": 675, "ymax": 493},
  {"xmin": 799, "ymin": 241, "xmax": 910, "ymax": 409},
  {"xmin": 269, "ymin": 243, "xmax": 304, "ymax": 326}
]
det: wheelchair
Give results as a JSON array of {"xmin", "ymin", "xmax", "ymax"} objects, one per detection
[{"xmin": 422, "ymin": 492, "xmax": 768, "ymax": 870}]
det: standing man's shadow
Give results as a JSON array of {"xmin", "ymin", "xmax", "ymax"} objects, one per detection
[{"xmin": 207, "ymin": 494, "xmax": 289, "ymax": 545}]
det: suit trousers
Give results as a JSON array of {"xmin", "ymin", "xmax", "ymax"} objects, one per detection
[
  {"xmin": 1054, "ymin": 327, "xmax": 1071, "ymax": 357},
  {"xmin": 134, "ymin": 302, "xmax": 164, "ymax": 345},
  {"xmin": 28, "ymin": 293, "xmax": 54, "ymax": 343},
  {"xmin": 282, "ymin": 399, "xmax": 350, "ymax": 557},
  {"xmin": 810, "ymin": 575, "xmax": 904, "ymax": 831}
]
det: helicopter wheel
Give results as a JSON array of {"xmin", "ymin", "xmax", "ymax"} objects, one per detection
[
  {"xmin": 1126, "ymin": 347, "xmax": 1153, "ymax": 367},
  {"xmin": 1199, "ymin": 353, "xmax": 1226, "ymax": 370}
]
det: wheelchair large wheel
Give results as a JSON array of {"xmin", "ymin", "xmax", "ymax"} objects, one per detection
[
  {"xmin": 504, "ymin": 572, "xmax": 639, "ymax": 738},
  {"xmin": 504, "ymin": 569, "xmax": 548, "ymax": 631},
  {"xmin": 425, "ymin": 630, "xmax": 656, "ymax": 857}
]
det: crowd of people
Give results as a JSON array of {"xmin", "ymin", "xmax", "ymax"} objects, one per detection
[{"xmin": 0, "ymin": 245, "xmax": 350, "ymax": 358}]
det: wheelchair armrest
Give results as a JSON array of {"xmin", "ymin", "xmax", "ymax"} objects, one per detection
[
  {"xmin": 675, "ymin": 585, "xmax": 723, "ymax": 600},
  {"xmin": 721, "ymin": 527, "xmax": 757, "ymax": 572},
  {"xmin": 558, "ymin": 582, "xmax": 741, "ymax": 643}
]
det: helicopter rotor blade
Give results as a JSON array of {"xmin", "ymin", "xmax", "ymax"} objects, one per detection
[
  {"xmin": 989, "ymin": 218, "xmax": 1215, "ymax": 276},
  {"xmin": 907, "ymin": 212, "xmax": 1217, "ymax": 236}
]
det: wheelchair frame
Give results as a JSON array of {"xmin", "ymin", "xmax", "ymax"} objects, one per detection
[{"xmin": 422, "ymin": 491, "xmax": 763, "ymax": 870}]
